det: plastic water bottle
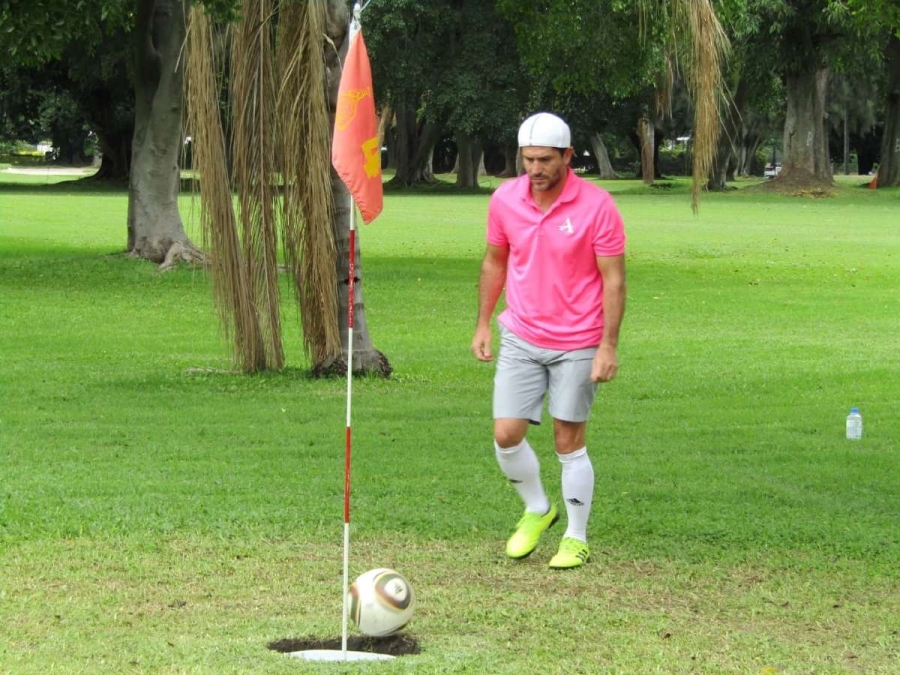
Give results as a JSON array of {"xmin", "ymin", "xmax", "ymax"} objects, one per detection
[{"xmin": 846, "ymin": 407, "xmax": 862, "ymax": 440}]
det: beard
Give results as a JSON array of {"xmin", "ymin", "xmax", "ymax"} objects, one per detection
[{"xmin": 530, "ymin": 170, "xmax": 562, "ymax": 191}]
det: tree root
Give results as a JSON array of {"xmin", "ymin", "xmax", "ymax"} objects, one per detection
[
  {"xmin": 158, "ymin": 241, "xmax": 207, "ymax": 271},
  {"xmin": 312, "ymin": 350, "xmax": 393, "ymax": 378}
]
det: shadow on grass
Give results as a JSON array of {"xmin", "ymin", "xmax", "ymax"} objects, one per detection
[{"xmin": 0, "ymin": 176, "xmax": 127, "ymax": 194}]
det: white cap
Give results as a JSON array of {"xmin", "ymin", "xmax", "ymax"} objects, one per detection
[{"xmin": 517, "ymin": 112, "xmax": 571, "ymax": 149}]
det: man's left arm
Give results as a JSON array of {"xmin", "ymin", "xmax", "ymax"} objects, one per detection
[{"xmin": 592, "ymin": 254, "xmax": 626, "ymax": 383}]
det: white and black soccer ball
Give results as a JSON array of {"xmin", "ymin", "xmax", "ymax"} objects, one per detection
[{"xmin": 348, "ymin": 568, "xmax": 415, "ymax": 637}]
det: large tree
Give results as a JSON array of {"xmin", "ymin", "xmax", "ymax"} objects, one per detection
[
  {"xmin": 427, "ymin": 1, "xmax": 527, "ymax": 188},
  {"xmin": 363, "ymin": 0, "xmax": 451, "ymax": 187},
  {"xmin": 843, "ymin": 0, "xmax": 900, "ymax": 187},
  {"xmin": 877, "ymin": 32, "xmax": 900, "ymax": 186},
  {"xmin": 129, "ymin": 0, "xmax": 202, "ymax": 265},
  {"xmin": 0, "ymin": 0, "xmax": 201, "ymax": 265},
  {"xmin": 738, "ymin": 0, "xmax": 897, "ymax": 188}
]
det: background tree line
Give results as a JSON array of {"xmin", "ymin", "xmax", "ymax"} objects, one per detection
[{"xmin": 2, "ymin": 1, "xmax": 898, "ymax": 204}]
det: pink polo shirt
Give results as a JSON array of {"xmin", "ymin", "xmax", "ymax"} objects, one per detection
[{"xmin": 486, "ymin": 169, "xmax": 625, "ymax": 350}]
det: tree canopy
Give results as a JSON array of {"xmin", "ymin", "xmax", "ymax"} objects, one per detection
[{"xmin": 2, "ymin": 0, "xmax": 898, "ymax": 189}]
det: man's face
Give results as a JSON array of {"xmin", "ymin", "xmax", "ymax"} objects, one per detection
[{"xmin": 521, "ymin": 146, "xmax": 573, "ymax": 192}]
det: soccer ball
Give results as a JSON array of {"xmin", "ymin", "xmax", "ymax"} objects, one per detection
[{"xmin": 348, "ymin": 568, "xmax": 415, "ymax": 637}]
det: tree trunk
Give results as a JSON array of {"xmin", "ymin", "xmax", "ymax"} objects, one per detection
[
  {"xmin": 470, "ymin": 138, "xmax": 485, "ymax": 183},
  {"xmin": 707, "ymin": 133, "xmax": 731, "ymax": 189},
  {"xmin": 376, "ymin": 105, "xmax": 393, "ymax": 171},
  {"xmin": 388, "ymin": 105, "xmax": 440, "ymax": 186},
  {"xmin": 127, "ymin": 0, "xmax": 200, "ymax": 266},
  {"xmin": 392, "ymin": 105, "xmax": 413, "ymax": 182},
  {"xmin": 455, "ymin": 131, "xmax": 478, "ymax": 188},
  {"xmin": 53, "ymin": 134, "xmax": 87, "ymax": 166},
  {"xmin": 876, "ymin": 33, "xmax": 900, "ymax": 188},
  {"xmin": 316, "ymin": 0, "xmax": 390, "ymax": 377},
  {"xmin": 92, "ymin": 127, "xmax": 132, "ymax": 181},
  {"xmin": 637, "ymin": 110, "xmax": 655, "ymax": 184},
  {"xmin": 843, "ymin": 112, "xmax": 850, "ymax": 175},
  {"xmin": 422, "ymin": 144, "xmax": 435, "ymax": 181},
  {"xmin": 589, "ymin": 133, "xmax": 615, "ymax": 178},
  {"xmin": 708, "ymin": 79, "xmax": 747, "ymax": 190},
  {"xmin": 499, "ymin": 143, "xmax": 518, "ymax": 178},
  {"xmin": 323, "ymin": 171, "xmax": 391, "ymax": 376},
  {"xmin": 736, "ymin": 142, "xmax": 748, "ymax": 177},
  {"xmin": 412, "ymin": 121, "xmax": 439, "ymax": 183},
  {"xmin": 377, "ymin": 105, "xmax": 392, "ymax": 156},
  {"xmin": 653, "ymin": 132, "xmax": 665, "ymax": 179},
  {"xmin": 779, "ymin": 67, "xmax": 833, "ymax": 183},
  {"xmin": 739, "ymin": 132, "xmax": 761, "ymax": 176},
  {"xmin": 726, "ymin": 153, "xmax": 738, "ymax": 182},
  {"xmin": 71, "ymin": 56, "xmax": 133, "ymax": 183},
  {"xmin": 384, "ymin": 123, "xmax": 396, "ymax": 172}
]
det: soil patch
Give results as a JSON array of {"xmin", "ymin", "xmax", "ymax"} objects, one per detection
[
  {"xmin": 746, "ymin": 169, "xmax": 835, "ymax": 197},
  {"xmin": 268, "ymin": 634, "xmax": 420, "ymax": 657}
]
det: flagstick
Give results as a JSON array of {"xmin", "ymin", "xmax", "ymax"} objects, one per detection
[
  {"xmin": 295, "ymin": 205, "xmax": 391, "ymax": 663},
  {"xmin": 341, "ymin": 196, "xmax": 357, "ymax": 660}
]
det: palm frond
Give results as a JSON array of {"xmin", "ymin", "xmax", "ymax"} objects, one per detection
[
  {"xmin": 276, "ymin": 0, "xmax": 340, "ymax": 365},
  {"xmin": 231, "ymin": 0, "xmax": 284, "ymax": 368},
  {"xmin": 674, "ymin": 0, "xmax": 730, "ymax": 211},
  {"xmin": 639, "ymin": 0, "xmax": 730, "ymax": 211},
  {"xmin": 186, "ymin": 5, "xmax": 266, "ymax": 373}
]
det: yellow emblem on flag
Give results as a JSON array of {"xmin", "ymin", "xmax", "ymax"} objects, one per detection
[
  {"xmin": 335, "ymin": 88, "xmax": 373, "ymax": 132},
  {"xmin": 362, "ymin": 137, "xmax": 380, "ymax": 178}
]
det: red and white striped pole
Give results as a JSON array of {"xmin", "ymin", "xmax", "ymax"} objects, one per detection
[{"xmin": 340, "ymin": 198, "xmax": 357, "ymax": 658}]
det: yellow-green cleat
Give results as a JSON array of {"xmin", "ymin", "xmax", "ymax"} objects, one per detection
[
  {"xmin": 505, "ymin": 504, "xmax": 559, "ymax": 559},
  {"xmin": 549, "ymin": 537, "xmax": 590, "ymax": 569}
]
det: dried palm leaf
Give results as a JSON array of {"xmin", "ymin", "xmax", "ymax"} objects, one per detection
[
  {"xmin": 186, "ymin": 5, "xmax": 266, "ymax": 373},
  {"xmin": 675, "ymin": 0, "xmax": 729, "ymax": 211},
  {"xmin": 640, "ymin": 0, "xmax": 730, "ymax": 211},
  {"xmin": 231, "ymin": 0, "xmax": 284, "ymax": 368},
  {"xmin": 276, "ymin": 0, "xmax": 340, "ymax": 366}
]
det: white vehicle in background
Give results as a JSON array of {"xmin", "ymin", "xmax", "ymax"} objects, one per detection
[{"xmin": 764, "ymin": 163, "xmax": 782, "ymax": 179}]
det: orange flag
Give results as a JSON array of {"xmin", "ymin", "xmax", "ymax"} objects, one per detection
[{"xmin": 332, "ymin": 22, "xmax": 383, "ymax": 224}]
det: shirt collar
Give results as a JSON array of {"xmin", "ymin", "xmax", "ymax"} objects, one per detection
[{"xmin": 518, "ymin": 167, "xmax": 580, "ymax": 208}]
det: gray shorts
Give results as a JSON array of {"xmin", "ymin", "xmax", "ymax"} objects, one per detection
[{"xmin": 493, "ymin": 324, "xmax": 598, "ymax": 424}]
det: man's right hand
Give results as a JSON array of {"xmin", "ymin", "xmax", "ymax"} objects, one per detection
[{"xmin": 471, "ymin": 325, "xmax": 493, "ymax": 361}]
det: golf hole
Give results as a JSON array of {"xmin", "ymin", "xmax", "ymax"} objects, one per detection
[{"xmin": 268, "ymin": 634, "xmax": 420, "ymax": 657}]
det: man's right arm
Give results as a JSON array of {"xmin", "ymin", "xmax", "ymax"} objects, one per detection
[{"xmin": 471, "ymin": 243, "xmax": 509, "ymax": 361}]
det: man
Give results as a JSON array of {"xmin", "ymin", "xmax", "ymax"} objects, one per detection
[{"xmin": 471, "ymin": 112, "xmax": 626, "ymax": 569}]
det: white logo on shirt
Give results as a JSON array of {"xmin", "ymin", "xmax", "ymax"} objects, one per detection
[{"xmin": 558, "ymin": 218, "xmax": 574, "ymax": 234}]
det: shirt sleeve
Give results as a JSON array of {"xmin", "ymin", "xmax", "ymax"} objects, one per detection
[
  {"xmin": 486, "ymin": 194, "xmax": 508, "ymax": 247},
  {"xmin": 592, "ymin": 193, "xmax": 626, "ymax": 256}
]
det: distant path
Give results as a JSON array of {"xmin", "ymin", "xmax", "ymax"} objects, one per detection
[{"xmin": 3, "ymin": 167, "xmax": 97, "ymax": 176}]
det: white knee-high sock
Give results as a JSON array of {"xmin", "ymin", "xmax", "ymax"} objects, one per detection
[
  {"xmin": 495, "ymin": 439, "xmax": 550, "ymax": 515},
  {"xmin": 558, "ymin": 447, "xmax": 594, "ymax": 542}
]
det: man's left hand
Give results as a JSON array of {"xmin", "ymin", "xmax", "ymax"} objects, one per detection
[{"xmin": 591, "ymin": 344, "xmax": 618, "ymax": 383}]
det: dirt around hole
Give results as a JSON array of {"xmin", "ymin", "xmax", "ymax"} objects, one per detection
[{"xmin": 268, "ymin": 634, "xmax": 420, "ymax": 657}]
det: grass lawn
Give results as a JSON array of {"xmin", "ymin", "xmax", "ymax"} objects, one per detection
[{"xmin": 1, "ymin": 172, "xmax": 899, "ymax": 673}]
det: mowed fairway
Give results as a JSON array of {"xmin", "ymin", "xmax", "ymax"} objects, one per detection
[{"xmin": 1, "ymin": 175, "xmax": 899, "ymax": 673}]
